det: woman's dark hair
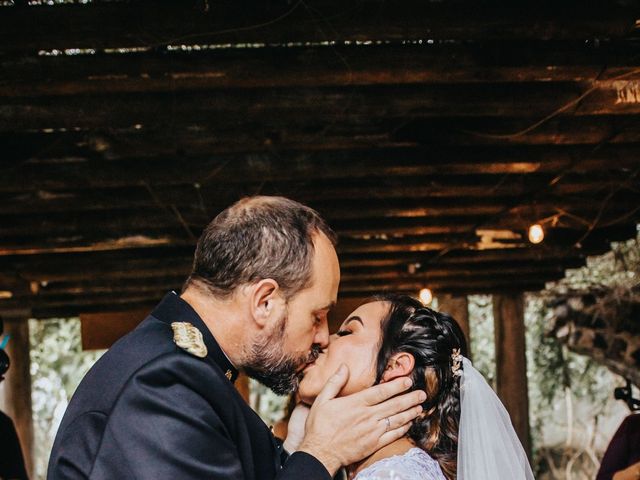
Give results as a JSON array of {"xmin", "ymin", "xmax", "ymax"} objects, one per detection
[{"xmin": 373, "ymin": 293, "xmax": 468, "ymax": 480}]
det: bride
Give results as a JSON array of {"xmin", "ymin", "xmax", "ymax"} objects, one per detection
[{"xmin": 290, "ymin": 293, "xmax": 535, "ymax": 480}]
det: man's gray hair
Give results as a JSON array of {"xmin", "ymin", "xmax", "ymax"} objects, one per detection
[{"xmin": 185, "ymin": 196, "xmax": 337, "ymax": 299}]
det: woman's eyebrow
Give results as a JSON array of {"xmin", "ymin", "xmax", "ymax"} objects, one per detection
[{"xmin": 344, "ymin": 316, "xmax": 364, "ymax": 326}]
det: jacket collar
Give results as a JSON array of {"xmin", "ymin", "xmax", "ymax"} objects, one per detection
[{"xmin": 151, "ymin": 291, "xmax": 239, "ymax": 384}]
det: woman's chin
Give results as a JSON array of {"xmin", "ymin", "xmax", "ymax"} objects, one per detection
[{"xmin": 297, "ymin": 380, "xmax": 319, "ymax": 405}]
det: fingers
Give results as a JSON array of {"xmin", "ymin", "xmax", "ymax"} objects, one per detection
[
  {"xmin": 374, "ymin": 389, "xmax": 426, "ymax": 419},
  {"xmin": 314, "ymin": 364, "xmax": 350, "ymax": 404},
  {"xmin": 382, "ymin": 405, "xmax": 423, "ymax": 433},
  {"xmin": 361, "ymin": 377, "xmax": 413, "ymax": 406},
  {"xmin": 377, "ymin": 422, "xmax": 413, "ymax": 450}
]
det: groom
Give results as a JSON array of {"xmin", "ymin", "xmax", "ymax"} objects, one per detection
[{"xmin": 48, "ymin": 196, "xmax": 425, "ymax": 479}]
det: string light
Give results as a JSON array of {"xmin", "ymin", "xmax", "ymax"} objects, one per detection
[
  {"xmin": 528, "ymin": 224, "xmax": 545, "ymax": 244},
  {"xmin": 419, "ymin": 288, "xmax": 433, "ymax": 305}
]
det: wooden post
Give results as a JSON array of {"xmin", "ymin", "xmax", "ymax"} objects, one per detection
[
  {"xmin": 437, "ymin": 294, "xmax": 471, "ymax": 354},
  {"xmin": 1, "ymin": 318, "xmax": 34, "ymax": 478},
  {"xmin": 493, "ymin": 293, "xmax": 531, "ymax": 457},
  {"xmin": 235, "ymin": 373, "xmax": 250, "ymax": 404}
]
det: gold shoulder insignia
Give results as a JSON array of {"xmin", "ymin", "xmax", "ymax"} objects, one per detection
[{"xmin": 171, "ymin": 322, "xmax": 208, "ymax": 358}]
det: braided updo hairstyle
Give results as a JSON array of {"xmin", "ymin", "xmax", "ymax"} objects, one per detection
[{"xmin": 373, "ymin": 294, "xmax": 468, "ymax": 480}]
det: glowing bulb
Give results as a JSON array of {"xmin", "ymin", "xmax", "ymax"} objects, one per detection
[
  {"xmin": 528, "ymin": 224, "xmax": 544, "ymax": 244},
  {"xmin": 419, "ymin": 288, "xmax": 433, "ymax": 305}
]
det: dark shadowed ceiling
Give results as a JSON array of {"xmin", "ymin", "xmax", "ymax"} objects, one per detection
[{"xmin": 1, "ymin": 0, "xmax": 640, "ymax": 318}]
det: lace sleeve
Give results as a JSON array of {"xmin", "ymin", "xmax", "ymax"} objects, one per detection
[
  {"xmin": 354, "ymin": 448, "xmax": 446, "ymax": 480},
  {"xmin": 355, "ymin": 466, "xmax": 416, "ymax": 480}
]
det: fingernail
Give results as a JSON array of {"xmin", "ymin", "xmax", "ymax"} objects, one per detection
[
  {"xmin": 418, "ymin": 391, "xmax": 427, "ymax": 401},
  {"xmin": 404, "ymin": 378, "xmax": 413, "ymax": 388},
  {"xmin": 416, "ymin": 405, "xmax": 423, "ymax": 414}
]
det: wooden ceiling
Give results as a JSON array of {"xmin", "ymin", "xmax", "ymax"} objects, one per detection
[{"xmin": 1, "ymin": 0, "xmax": 640, "ymax": 318}]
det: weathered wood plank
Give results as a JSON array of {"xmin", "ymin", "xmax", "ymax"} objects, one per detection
[
  {"xmin": 0, "ymin": 276, "xmax": 550, "ymax": 312},
  {"xmin": 3, "ymin": 41, "xmax": 640, "ymax": 97},
  {"xmin": 5, "ymin": 116, "xmax": 640, "ymax": 166},
  {"xmin": 1, "ymin": 145, "xmax": 639, "ymax": 192},
  {"xmin": 0, "ymin": 252, "xmax": 586, "ymax": 285},
  {"xmin": 4, "ymin": 81, "xmax": 640, "ymax": 133},
  {"xmin": 0, "ymin": 195, "xmax": 637, "ymax": 246},
  {"xmin": 493, "ymin": 293, "xmax": 532, "ymax": 456},
  {"xmin": 0, "ymin": 173, "xmax": 632, "ymax": 216},
  {"xmin": 27, "ymin": 264, "xmax": 576, "ymax": 291},
  {"xmin": 0, "ymin": 1, "xmax": 636, "ymax": 56}
]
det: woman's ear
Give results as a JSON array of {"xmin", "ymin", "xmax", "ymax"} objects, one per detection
[{"xmin": 381, "ymin": 352, "xmax": 415, "ymax": 382}]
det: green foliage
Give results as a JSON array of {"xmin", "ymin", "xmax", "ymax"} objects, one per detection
[
  {"xmin": 29, "ymin": 318, "xmax": 105, "ymax": 480},
  {"xmin": 553, "ymin": 233, "xmax": 639, "ymax": 293},
  {"xmin": 468, "ymin": 294, "xmax": 496, "ymax": 388},
  {"xmin": 248, "ymin": 378, "xmax": 290, "ymax": 426},
  {"xmin": 524, "ymin": 231, "xmax": 639, "ymax": 478},
  {"xmin": 525, "ymin": 296, "xmax": 626, "ymax": 457}
]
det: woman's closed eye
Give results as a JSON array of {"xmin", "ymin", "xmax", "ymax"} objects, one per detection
[{"xmin": 336, "ymin": 330, "xmax": 352, "ymax": 337}]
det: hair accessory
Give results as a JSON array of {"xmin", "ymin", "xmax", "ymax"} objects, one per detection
[{"xmin": 451, "ymin": 348, "xmax": 463, "ymax": 377}]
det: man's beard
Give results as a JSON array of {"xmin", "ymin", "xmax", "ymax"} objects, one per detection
[{"xmin": 243, "ymin": 311, "xmax": 322, "ymax": 395}]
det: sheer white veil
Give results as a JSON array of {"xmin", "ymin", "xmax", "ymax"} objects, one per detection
[{"xmin": 457, "ymin": 357, "xmax": 535, "ymax": 480}]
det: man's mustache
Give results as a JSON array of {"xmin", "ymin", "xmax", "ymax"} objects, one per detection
[{"xmin": 306, "ymin": 344, "xmax": 322, "ymax": 363}]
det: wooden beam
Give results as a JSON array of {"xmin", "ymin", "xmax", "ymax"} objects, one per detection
[
  {"xmin": 0, "ymin": 1, "xmax": 636, "ymax": 56},
  {"xmin": 4, "ymin": 81, "xmax": 640, "ymax": 133},
  {"xmin": 2, "ymin": 200, "xmax": 639, "ymax": 242},
  {"xmin": 0, "ymin": 173, "xmax": 631, "ymax": 216},
  {"xmin": 393, "ymin": 115, "xmax": 640, "ymax": 147},
  {"xmin": 5, "ymin": 116, "xmax": 640, "ymax": 167},
  {"xmin": 0, "ymin": 200, "xmax": 638, "ymax": 250},
  {"xmin": 493, "ymin": 293, "xmax": 531, "ymax": 457},
  {"xmin": 4, "ymin": 262, "xmax": 569, "ymax": 300},
  {"xmin": 0, "ymin": 242, "xmax": 622, "ymax": 290},
  {"xmin": 1, "ymin": 145, "xmax": 639, "ymax": 193},
  {"xmin": 4, "ymin": 41, "xmax": 640, "ymax": 98},
  {"xmin": 0, "ymin": 219, "xmax": 634, "ymax": 256},
  {"xmin": 436, "ymin": 294, "xmax": 470, "ymax": 352},
  {"xmin": 0, "ymin": 279, "xmax": 549, "ymax": 318},
  {"xmin": 0, "ymin": 258, "xmax": 585, "ymax": 292},
  {"xmin": 340, "ymin": 276, "xmax": 549, "ymax": 293},
  {"xmin": 0, "ymin": 318, "xmax": 34, "ymax": 478}
]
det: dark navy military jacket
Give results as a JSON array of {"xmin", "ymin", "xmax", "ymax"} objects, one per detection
[{"xmin": 48, "ymin": 292, "xmax": 330, "ymax": 480}]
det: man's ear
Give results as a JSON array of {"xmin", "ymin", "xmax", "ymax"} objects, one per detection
[
  {"xmin": 381, "ymin": 352, "xmax": 415, "ymax": 383},
  {"xmin": 249, "ymin": 278, "xmax": 285, "ymax": 328}
]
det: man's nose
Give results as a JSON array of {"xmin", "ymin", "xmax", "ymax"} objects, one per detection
[{"xmin": 314, "ymin": 320, "xmax": 330, "ymax": 348}]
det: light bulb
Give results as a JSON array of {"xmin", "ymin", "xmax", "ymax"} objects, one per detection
[
  {"xmin": 528, "ymin": 224, "xmax": 544, "ymax": 244},
  {"xmin": 419, "ymin": 288, "xmax": 433, "ymax": 305}
]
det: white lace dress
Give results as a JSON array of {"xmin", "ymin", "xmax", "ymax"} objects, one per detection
[{"xmin": 354, "ymin": 448, "xmax": 447, "ymax": 480}]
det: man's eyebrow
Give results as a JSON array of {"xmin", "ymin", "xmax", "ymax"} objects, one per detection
[
  {"xmin": 344, "ymin": 316, "xmax": 364, "ymax": 326},
  {"xmin": 317, "ymin": 301, "xmax": 336, "ymax": 312}
]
